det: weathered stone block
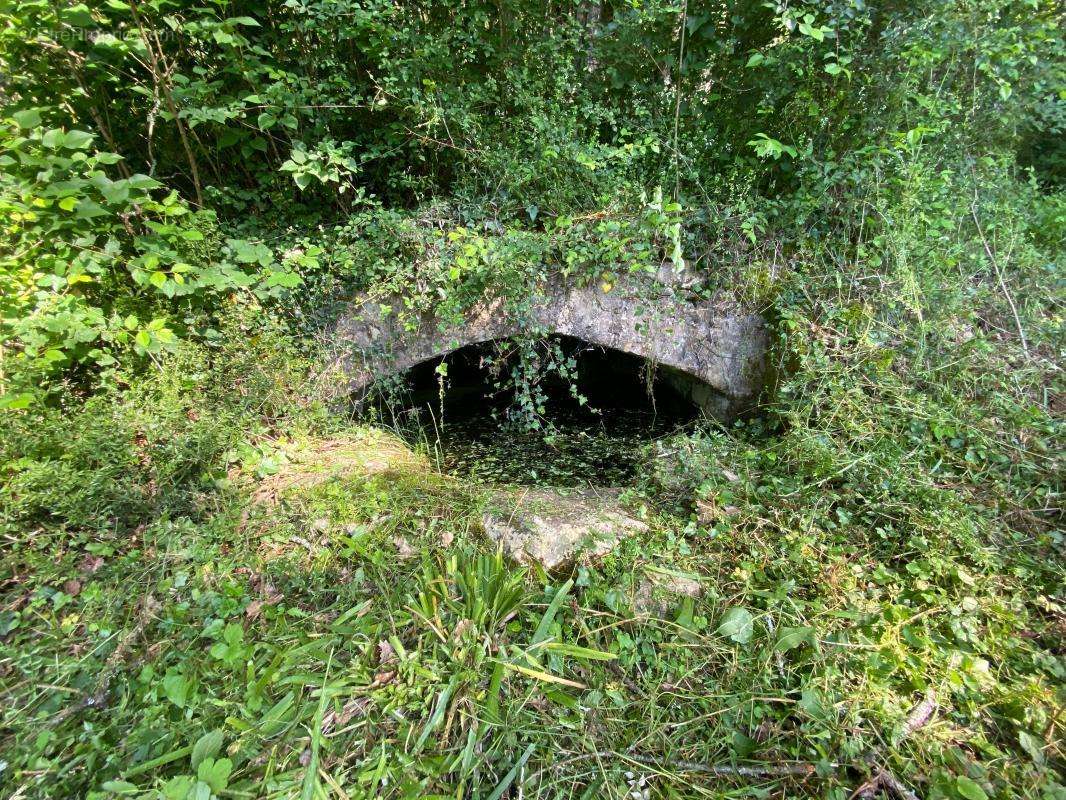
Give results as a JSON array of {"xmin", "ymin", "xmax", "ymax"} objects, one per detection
[{"xmin": 482, "ymin": 486, "xmax": 647, "ymax": 570}]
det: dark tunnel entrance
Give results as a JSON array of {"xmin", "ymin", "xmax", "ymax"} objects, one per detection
[{"xmin": 370, "ymin": 335, "xmax": 711, "ymax": 486}]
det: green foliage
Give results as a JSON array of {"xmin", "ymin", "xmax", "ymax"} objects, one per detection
[
  {"xmin": 0, "ymin": 113, "xmax": 195, "ymax": 386},
  {"xmin": 0, "ymin": 112, "xmax": 315, "ymax": 402},
  {"xmin": 1, "ymin": 0, "xmax": 1060, "ymax": 397},
  {"xmin": 0, "ymin": 317, "xmax": 313, "ymax": 530},
  {"xmin": 0, "ymin": 0, "xmax": 1063, "ymax": 798}
]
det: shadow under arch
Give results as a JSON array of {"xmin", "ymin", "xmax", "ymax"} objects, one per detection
[{"xmin": 366, "ymin": 334, "xmax": 712, "ymax": 486}]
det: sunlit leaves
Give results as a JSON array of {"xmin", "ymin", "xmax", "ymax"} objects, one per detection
[
  {"xmin": 747, "ymin": 133, "xmax": 798, "ymax": 160},
  {"xmin": 716, "ymin": 606, "xmax": 754, "ymax": 644},
  {"xmin": 11, "ymin": 108, "xmax": 40, "ymax": 129},
  {"xmin": 280, "ymin": 139, "xmax": 363, "ymax": 195}
]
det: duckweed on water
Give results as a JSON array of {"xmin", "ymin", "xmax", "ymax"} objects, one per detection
[{"xmin": 395, "ymin": 405, "xmax": 688, "ymax": 486}]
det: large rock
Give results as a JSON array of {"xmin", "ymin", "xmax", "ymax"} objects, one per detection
[
  {"xmin": 325, "ymin": 277, "xmax": 768, "ymax": 419},
  {"xmin": 482, "ymin": 487, "xmax": 648, "ymax": 570}
]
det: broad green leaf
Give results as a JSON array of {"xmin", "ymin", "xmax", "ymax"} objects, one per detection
[
  {"xmin": 716, "ymin": 607, "xmax": 754, "ymax": 644},
  {"xmin": 41, "ymin": 129, "xmax": 66, "ymax": 148},
  {"xmin": 12, "ymin": 109, "xmax": 41, "ymax": 129},
  {"xmin": 101, "ymin": 181, "xmax": 130, "ymax": 205},
  {"xmin": 127, "ymin": 174, "xmax": 162, "ymax": 190},
  {"xmin": 955, "ymin": 776, "xmax": 987, "ymax": 800},
  {"xmin": 731, "ymin": 730, "xmax": 757, "ymax": 757},
  {"xmin": 190, "ymin": 729, "xmax": 223, "ymax": 769},
  {"xmin": 1017, "ymin": 730, "xmax": 1045, "ymax": 764},
  {"xmin": 197, "ymin": 757, "xmax": 232, "ymax": 793},
  {"xmin": 774, "ymin": 626, "xmax": 814, "ymax": 652},
  {"xmin": 162, "ymin": 670, "xmax": 188, "ymax": 707},
  {"xmin": 0, "ymin": 392, "xmax": 35, "ymax": 411},
  {"xmin": 263, "ymin": 269, "xmax": 301, "ymax": 288},
  {"xmin": 62, "ymin": 130, "xmax": 94, "ymax": 150},
  {"xmin": 61, "ymin": 4, "xmax": 95, "ymax": 26},
  {"xmin": 162, "ymin": 777, "xmax": 195, "ymax": 800}
]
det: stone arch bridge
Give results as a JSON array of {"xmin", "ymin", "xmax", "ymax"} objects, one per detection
[{"xmin": 328, "ymin": 279, "xmax": 769, "ymax": 418}]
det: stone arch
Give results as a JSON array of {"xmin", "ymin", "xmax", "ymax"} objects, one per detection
[{"xmin": 327, "ymin": 278, "xmax": 769, "ymax": 419}]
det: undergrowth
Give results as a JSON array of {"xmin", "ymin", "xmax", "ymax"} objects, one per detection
[
  {"xmin": 1, "ymin": 1, "xmax": 1063, "ymax": 798},
  {"xmin": 1, "ymin": 183, "xmax": 1062, "ymax": 795}
]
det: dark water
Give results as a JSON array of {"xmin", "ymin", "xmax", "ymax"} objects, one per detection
[
  {"xmin": 396, "ymin": 403, "xmax": 684, "ymax": 486},
  {"xmin": 373, "ymin": 336, "xmax": 701, "ymax": 486}
]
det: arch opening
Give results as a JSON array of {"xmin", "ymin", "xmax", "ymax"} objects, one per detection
[{"xmin": 367, "ymin": 335, "xmax": 715, "ymax": 486}]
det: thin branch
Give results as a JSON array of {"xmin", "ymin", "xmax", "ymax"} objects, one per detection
[
  {"xmin": 128, "ymin": 0, "xmax": 204, "ymax": 206},
  {"xmin": 621, "ymin": 754, "xmax": 826, "ymax": 778},
  {"xmin": 49, "ymin": 595, "xmax": 159, "ymax": 726},
  {"xmin": 899, "ymin": 689, "xmax": 937, "ymax": 741},
  {"xmin": 969, "ymin": 178, "xmax": 1030, "ymax": 360},
  {"xmin": 672, "ymin": 0, "xmax": 688, "ymax": 201},
  {"xmin": 851, "ymin": 690, "xmax": 937, "ymax": 800}
]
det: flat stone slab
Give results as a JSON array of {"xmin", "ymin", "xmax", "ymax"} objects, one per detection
[
  {"xmin": 482, "ymin": 487, "xmax": 648, "ymax": 570},
  {"xmin": 634, "ymin": 569, "xmax": 703, "ymax": 617}
]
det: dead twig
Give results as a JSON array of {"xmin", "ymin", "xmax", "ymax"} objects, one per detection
[
  {"xmin": 851, "ymin": 689, "xmax": 937, "ymax": 800},
  {"xmin": 899, "ymin": 689, "xmax": 937, "ymax": 741},
  {"xmin": 621, "ymin": 754, "xmax": 827, "ymax": 778},
  {"xmin": 50, "ymin": 594, "xmax": 160, "ymax": 726},
  {"xmin": 853, "ymin": 769, "xmax": 919, "ymax": 800},
  {"xmin": 969, "ymin": 182, "xmax": 1030, "ymax": 360}
]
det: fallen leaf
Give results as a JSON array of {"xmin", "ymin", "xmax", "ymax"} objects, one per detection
[
  {"xmin": 321, "ymin": 697, "xmax": 370, "ymax": 734},
  {"xmin": 78, "ymin": 555, "xmax": 105, "ymax": 574},
  {"xmin": 451, "ymin": 619, "xmax": 473, "ymax": 640},
  {"xmin": 393, "ymin": 536, "xmax": 416, "ymax": 559},
  {"xmin": 695, "ymin": 497, "xmax": 719, "ymax": 524},
  {"xmin": 753, "ymin": 719, "xmax": 774, "ymax": 742},
  {"xmin": 371, "ymin": 670, "xmax": 396, "ymax": 687}
]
